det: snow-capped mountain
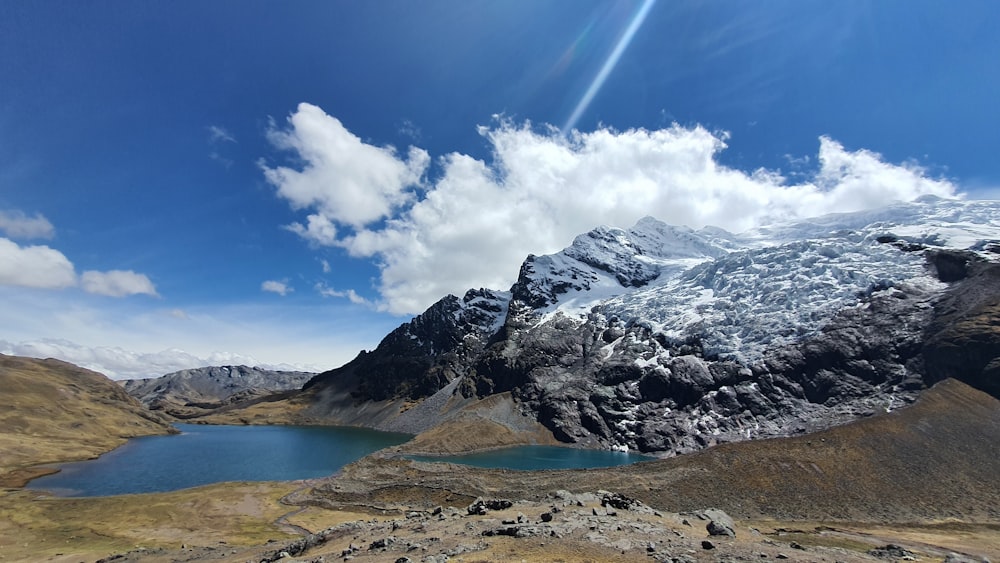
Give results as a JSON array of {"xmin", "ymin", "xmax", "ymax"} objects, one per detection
[{"xmin": 305, "ymin": 196, "xmax": 1000, "ymax": 455}]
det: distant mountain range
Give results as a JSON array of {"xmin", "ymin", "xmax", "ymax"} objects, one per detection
[
  {"xmin": 122, "ymin": 365, "xmax": 315, "ymax": 418},
  {"xmin": 286, "ymin": 196, "xmax": 1000, "ymax": 455}
]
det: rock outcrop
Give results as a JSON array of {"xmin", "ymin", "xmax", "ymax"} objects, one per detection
[{"xmin": 303, "ymin": 289, "xmax": 508, "ymax": 401}]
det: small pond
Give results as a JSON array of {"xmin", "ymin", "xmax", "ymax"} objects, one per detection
[{"xmin": 408, "ymin": 445, "xmax": 653, "ymax": 470}]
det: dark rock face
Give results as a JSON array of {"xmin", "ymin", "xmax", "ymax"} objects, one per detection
[
  {"xmin": 469, "ymin": 280, "xmax": 939, "ymax": 455},
  {"xmin": 922, "ymin": 261, "xmax": 1000, "ymax": 397},
  {"xmin": 925, "ymin": 248, "xmax": 982, "ymax": 282},
  {"xmin": 314, "ymin": 264, "xmax": 998, "ymax": 454},
  {"xmin": 305, "ymin": 288, "xmax": 509, "ymax": 401}
]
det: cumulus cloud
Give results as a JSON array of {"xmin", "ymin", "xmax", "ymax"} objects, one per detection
[
  {"xmin": 262, "ymin": 102, "xmax": 429, "ymax": 229},
  {"xmin": 81, "ymin": 270, "xmax": 158, "ymax": 297},
  {"xmin": 264, "ymin": 105, "xmax": 957, "ymax": 315},
  {"xmin": 0, "ymin": 209, "xmax": 55, "ymax": 239},
  {"xmin": 285, "ymin": 213, "xmax": 339, "ymax": 246},
  {"xmin": 0, "ymin": 238, "xmax": 77, "ymax": 289},
  {"xmin": 261, "ymin": 279, "xmax": 293, "ymax": 296},
  {"xmin": 0, "ymin": 210, "xmax": 158, "ymax": 297}
]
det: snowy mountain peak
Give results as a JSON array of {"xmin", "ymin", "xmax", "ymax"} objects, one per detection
[
  {"xmin": 304, "ymin": 196, "xmax": 1000, "ymax": 456},
  {"xmin": 628, "ymin": 216, "xmax": 736, "ymax": 260},
  {"xmin": 511, "ymin": 217, "xmax": 734, "ymax": 312},
  {"xmin": 740, "ymin": 197, "xmax": 1000, "ymax": 249},
  {"xmin": 506, "ymin": 197, "xmax": 1000, "ymax": 362}
]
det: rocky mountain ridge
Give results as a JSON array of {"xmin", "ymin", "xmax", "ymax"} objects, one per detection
[
  {"xmin": 123, "ymin": 365, "xmax": 315, "ymax": 417},
  {"xmin": 302, "ymin": 196, "xmax": 1000, "ymax": 455}
]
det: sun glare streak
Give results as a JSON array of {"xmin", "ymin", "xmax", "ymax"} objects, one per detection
[
  {"xmin": 549, "ymin": 19, "xmax": 597, "ymax": 78},
  {"xmin": 562, "ymin": 0, "xmax": 657, "ymax": 135}
]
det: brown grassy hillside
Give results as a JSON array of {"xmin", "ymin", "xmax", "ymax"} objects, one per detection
[
  {"xmin": 313, "ymin": 378, "xmax": 1000, "ymax": 523},
  {"xmin": 0, "ymin": 354, "xmax": 175, "ymax": 487}
]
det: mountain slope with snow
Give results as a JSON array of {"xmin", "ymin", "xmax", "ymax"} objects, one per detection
[{"xmin": 299, "ymin": 196, "xmax": 1000, "ymax": 455}]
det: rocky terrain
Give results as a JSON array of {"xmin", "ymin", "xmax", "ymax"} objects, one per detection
[
  {"xmin": 244, "ymin": 197, "xmax": 1000, "ymax": 457},
  {"xmin": 45, "ymin": 378, "xmax": 998, "ymax": 563},
  {"xmin": 309, "ymin": 379, "xmax": 1000, "ymax": 524},
  {"xmin": 0, "ymin": 354, "xmax": 175, "ymax": 487},
  {"xmin": 122, "ymin": 365, "xmax": 315, "ymax": 419},
  {"xmin": 102, "ymin": 494, "xmax": 991, "ymax": 563},
  {"xmin": 1, "ymin": 345, "xmax": 998, "ymax": 562}
]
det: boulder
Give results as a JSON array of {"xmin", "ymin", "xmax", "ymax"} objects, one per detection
[{"xmin": 701, "ymin": 508, "xmax": 736, "ymax": 537}]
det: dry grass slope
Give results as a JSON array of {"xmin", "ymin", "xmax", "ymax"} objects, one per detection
[
  {"xmin": 312, "ymin": 379, "xmax": 1000, "ymax": 524},
  {"xmin": 0, "ymin": 354, "xmax": 175, "ymax": 487},
  {"xmin": 397, "ymin": 416, "xmax": 559, "ymax": 455},
  {"xmin": 0, "ymin": 482, "xmax": 300, "ymax": 562},
  {"xmin": 623, "ymin": 377, "xmax": 1000, "ymax": 521}
]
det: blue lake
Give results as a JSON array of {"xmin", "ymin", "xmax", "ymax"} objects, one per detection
[
  {"xmin": 27, "ymin": 424, "xmax": 653, "ymax": 497},
  {"xmin": 27, "ymin": 423, "xmax": 411, "ymax": 497},
  {"xmin": 409, "ymin": 445, "xmax": 653, "ymax": 470}
]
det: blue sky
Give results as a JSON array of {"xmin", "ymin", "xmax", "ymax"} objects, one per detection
[{"xmin": 1, "ymin": 1, "xmax": 998, "ymax": 378}]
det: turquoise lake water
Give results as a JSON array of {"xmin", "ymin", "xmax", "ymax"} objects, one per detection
[
  {"xmin": 27, "ymin": 423, "xmax": 411, "ymax": 497},
  {"xmin": 410, "ymin": 445, "xmax": 652, "ymax": 470},
  {"xmin": 27, "ymin": 424, "xmax": 652, "ymax": 497}
]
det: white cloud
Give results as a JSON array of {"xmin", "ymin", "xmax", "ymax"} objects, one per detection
[
  {"xmin": 398, "ymin": 119, "xmax": 422, "ymax": 142},
  {"xmin": 316, "ymin": 283, "xmax": 371, "ymax": 306},
  {"xmin": 0, "ymin": 287, "xmax": 395, "ymax": 379},
  {"xmin": 285, "ymin": 213, "xmax": 339, "ymax": 246},
  {"xmin": 0, "ymin": 210, "xmax": 55, "ymax": 240},
  {"xmin": 265, "ymin": 107, "xmax": 957, "ymax": 315},
  {"xmin": 262, "ymin": 102, "xmax": 430, "ymax": 230},
  {"xmin": 261, "ymin": 279, "xmax": 293, "ymax": 296},
  {"xmin": 320, "ymin": 259, "xmax": 331, "ymax": 273},
  {"xmin": 208, "ymin": 125, "xmax": 236, "ymax": 144},
  {"xmin": 0, "ymin": 238, "xmax": 77, "ymax": 289},
  {"xmin": 0, "ymin": 338, "xmax": 315, "ymax": 380},
  {"xmin": 0, "ymin": 217, "xmax": 158, "ymax": 298},
  {"xmin": 208, "ymin": 126, "xmax": 237, "ymax": 168},
  {"xmin": 81, "ymin": 270, "xmax": 158, "ymax": 297},
  {"xmin": 209, "ymin": 151, "xmax": 234, "ymax": 169}
]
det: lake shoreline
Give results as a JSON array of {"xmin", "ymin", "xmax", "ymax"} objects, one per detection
[
  {"xmin": 23, "ymin": 423, "xmax": 410, "ymax": 497},
  {"xmin": 22, "ymin": 421, "xmax": 658, "ymax": 497},
  {"xmin": 0, "ymin": 465, "xmax": 61, "ymax": 489}
]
